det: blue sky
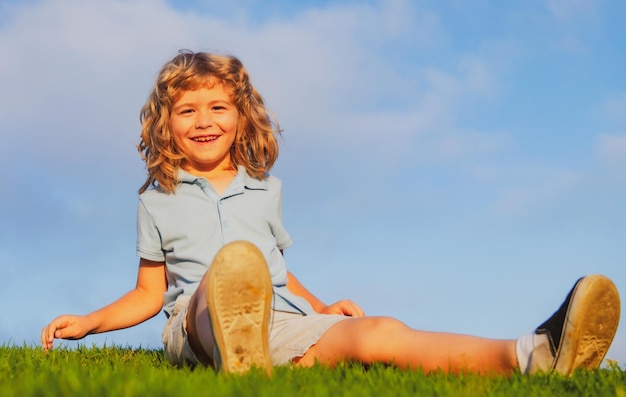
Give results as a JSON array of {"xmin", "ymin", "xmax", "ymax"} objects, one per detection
[{"xmin": 1, "ymin": 0, "xmax": 625, "ymax": 366}]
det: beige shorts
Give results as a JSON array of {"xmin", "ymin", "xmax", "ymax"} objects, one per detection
[{"xmin": 162, "ymin": 295, "xmax": 348, "ymax": 367}]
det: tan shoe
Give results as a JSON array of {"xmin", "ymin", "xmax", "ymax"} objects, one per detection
[
  {"xmin": 528, "ymin": 274, "xmax": 620, "ymax": 375},
  {"xmin": 207, "ymin": 241, "xmax": 273, "ymax": 375}
]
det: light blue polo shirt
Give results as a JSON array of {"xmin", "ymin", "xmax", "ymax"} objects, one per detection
[{"xmin": 136, "ymin": 166, "xmax": 316, "ymax": 318}]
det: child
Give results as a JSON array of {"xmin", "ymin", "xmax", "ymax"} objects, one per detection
[{"xmin": 41, "ymin": 50, "xmax": 621, "ymax": 375}]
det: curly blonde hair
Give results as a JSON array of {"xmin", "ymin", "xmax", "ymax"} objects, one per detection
[{"xmin": 138, "ymin": 50, "xmax": 281, "ymax": 194}]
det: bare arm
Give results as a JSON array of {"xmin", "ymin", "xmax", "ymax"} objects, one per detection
[
  {"xmin": 286, "ymin": 271, "xmax": 327, "ymax": 312},
  {"xmin": 286, "ymin": 271, "xmax": 365, "ymax": 317},
  {"xmin": 41, "ymin": 258, "xmax": 167, "ymax": 350}
]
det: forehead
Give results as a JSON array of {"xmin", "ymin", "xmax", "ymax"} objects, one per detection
[{"xmin": 172, "ymin": 76, "xmax": 234, "ymax": 102}]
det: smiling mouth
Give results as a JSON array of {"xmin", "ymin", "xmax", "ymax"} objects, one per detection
[{"xmin": 192, "ymin": 135, "xmax": 218, "ymax": 142}]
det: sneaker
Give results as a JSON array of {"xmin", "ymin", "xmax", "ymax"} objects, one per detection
[
  {"xmin": 527, "ymin": 274, "xmax": 620, "ymax": 375},
  {"xmin": 206, "ymin": 241, "xmax": 273, "ymax": 375}
]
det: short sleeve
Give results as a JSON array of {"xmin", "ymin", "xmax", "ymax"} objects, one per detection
[
  {"xmin": 271, "ymin": 179, "xmax": 293, "ymax": 250},
  {"xmin": 136, "ymin": 198, "xmax": 165, "ymax": 262}
]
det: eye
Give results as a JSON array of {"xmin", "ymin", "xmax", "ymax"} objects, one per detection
[
  {"xmin": 212, "ymin": 106, "xmax": 226, "ymax": 111},
  {"xmin": 179, "ymin": 108, "xmax": 194, "ymax": 115}
]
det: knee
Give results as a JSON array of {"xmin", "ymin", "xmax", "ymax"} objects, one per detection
[
  {"xmin": 304, "ymin": 316, "xmax": 409, "ymax": 366},
  {"xmin": 351, "ymin": 317, "xmax": 408, "ymax": 356},
  {"xmin": 365, "ymin": 316, "xmax": 408, "ymax": 338}
]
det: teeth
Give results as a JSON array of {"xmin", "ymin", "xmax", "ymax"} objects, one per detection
[{"xmin": 193, "ymin": 136, "xmax": 217, "ymax": 142}]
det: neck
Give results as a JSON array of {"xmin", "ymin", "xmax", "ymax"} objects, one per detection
[{"xmin": 185, "ymin": 165, "xmax": 238, "ymax": 195}]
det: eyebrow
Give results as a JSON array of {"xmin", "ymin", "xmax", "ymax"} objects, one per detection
[{"xmin": 172, "ymin": 99, "xmax": 232, "ymax": 110}]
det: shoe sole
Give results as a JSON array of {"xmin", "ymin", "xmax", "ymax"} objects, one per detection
[
  {"xmin": 553, "ymin": 274, "xmax": 620, "ymax": 375},
  {"xmin": 207, "ymin": 241, "xmax": 273, "ymax": 375}
]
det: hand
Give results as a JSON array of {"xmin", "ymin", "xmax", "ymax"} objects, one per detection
[
  {"xmin": 320, "ymin": 299, "xmax": 365, "ymax": 317},
  {"xmin": 41, "ymin": 314, "xmax": 94, "ymax": 351}
]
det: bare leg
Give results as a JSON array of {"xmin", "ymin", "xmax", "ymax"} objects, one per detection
[
  {"xmin": 296, "ymin": 316, "xmax": 518, "ymax": 374},
  {"xmin": 187, "ymin": 273, "xmax": 215, "ymax": 367}
]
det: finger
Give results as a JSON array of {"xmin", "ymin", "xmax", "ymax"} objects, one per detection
[
  {"xmin": 53, "ymin": 324, "xmax": 71, "ymax": 339},
  {"xmin": 348, "ymin": 306, "xmax": 364, "ymax": 317},
  {"xmin": 41, "ymin": 324, "xmax": 57, "ymax": 350},
  {"xmin": 338, "ymin": 304, "xmax": 352, "ymax": 316},
  {"xmin": 348, "ymin": 302, "xmax": 365, "ymax": 317},
  {"xmin": 41, "ymin": 327, "xmax": 49, "ymax": 350},
  {"xmin": 42, "ymin": 318, "xmax": 70, "ymax": 347}
]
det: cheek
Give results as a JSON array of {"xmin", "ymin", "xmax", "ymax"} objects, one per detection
[
  {"xmin": 169, "ymin": 123, "xmax": 186, "ymax": 150},
  {"xmin": 169, "ymin": 119, "xmax": 182, "ymax": 135},
  {"xmin": 169, "ymin": 119, "xmax": 189, "ymax": 141},
  {"xmin": 230, "ymin": 115, "xmax": 241, "ymax": 136},
  {"xmin": 229, "ymin": 118, "xmax": 240, "ymax": 142}
]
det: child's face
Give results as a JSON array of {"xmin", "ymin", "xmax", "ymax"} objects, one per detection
[{"xmin": 170, "ymin": 84, "xmax": 239, "ymax": 175}]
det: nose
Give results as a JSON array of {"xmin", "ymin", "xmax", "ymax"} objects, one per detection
[{"xmin": 195, "ymin": 111, "xmax": 213, "ymax": 129}]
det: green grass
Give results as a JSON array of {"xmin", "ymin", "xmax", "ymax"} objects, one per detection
[{"xmin": 1, "ymin": 345, "xmax": 625, "ymax": 397}]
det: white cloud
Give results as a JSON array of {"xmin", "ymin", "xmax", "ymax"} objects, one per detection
[
  {"xmin": 594, "ymin": 93, "xmax": 626, "ymax": 178},
  {"xmin": 596, "ymin": 133, "xmax": 626, "ymax": 167},
  {"xmin": 601, "ymin": 92, "xmax": 626, "ymax": 124},
  {"xmin": 458, "ymin": 56, "xmax": 498, "ymax": 99},
  {"xmin": 0, "ymin": 0, "xmax": 431, "ymax": 123},
  {"xmin": 546, "ymin": 0, "xmax": 597, "ymax": 24},
  {"xmin": 430, "ymin": 129, "xmax": 512, "ymax": 162},
  {"xmin": 492, "ymin": 166, "xmax": 583, "ymax": 217},
  {"xmin": 0, "ymin": 0, "xmax": 185, "ymax": 105},
  {"xmin": 0, "ymin": 0, "xmax": 507, "ymax": 177},
  {"xmin": 0, "ymin": 0, "xmax": 194, "ymax": 172},
  {"xmin": 544, "ymin": 0, "xmax": 601, "ymax": 53},
  {"xmin": 5, "ymin": 0, "xmax": 604, "ymax": 226}
]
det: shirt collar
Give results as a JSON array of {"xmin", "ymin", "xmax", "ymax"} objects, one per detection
[
  {"xmin": 178, "ymin": 166, "xmax": 268, "ymax": 192},
  {"xmin": 239, "ymin": 166, "xmax": 268, "ymax": 191}
]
